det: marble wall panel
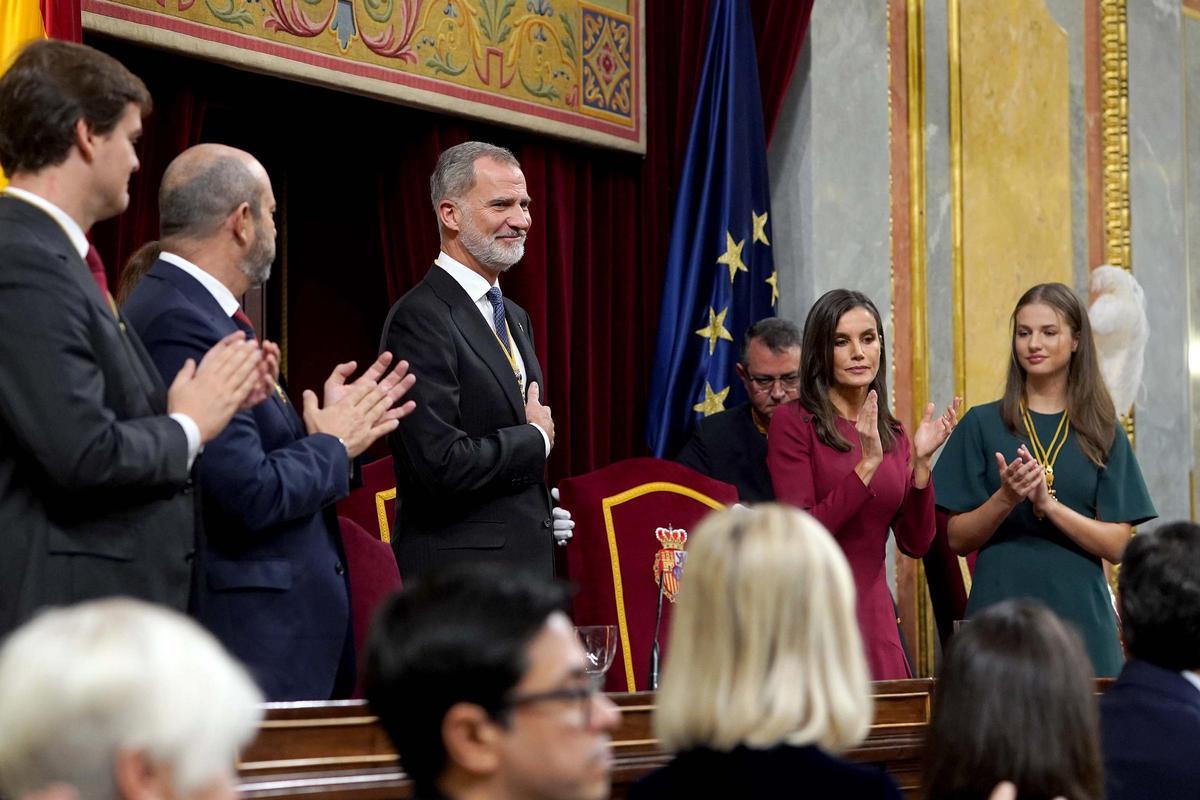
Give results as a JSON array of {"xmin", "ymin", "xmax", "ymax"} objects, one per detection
[
  {"xmin": 1187, "ymin": 12, "xmax": 1200, "ymax": 521},
  {"xmin": 1129, "ymin": 0, "xmax": 1190, "ymax": 526},
  {"xmin": 959, "ymin": 0, "xmax": 1072, "ymax": 407},
  {"xmin": 768, "ymin": 0, "xmax": 892, "ymax": 330},
  {"xmin": 925, "ymin": 0, "xmax": 956, "ymax": 412}
]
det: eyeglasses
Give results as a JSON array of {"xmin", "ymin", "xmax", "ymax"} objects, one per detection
[
  {"xmin": 500, "ymin": 680, "xmax": 603, "ymax": 727},
  {"xmin": 745, "ymin": 372, "xmax": 801, "ymax": 394}
]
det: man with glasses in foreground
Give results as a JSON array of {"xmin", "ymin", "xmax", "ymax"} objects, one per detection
[
  {"xmin": 676, "ymin": 317, "xmax": 802, "ymax": 502},
  {"xmin": 364, "ymin": 564, "xmax": 620, "ymax": 800}
]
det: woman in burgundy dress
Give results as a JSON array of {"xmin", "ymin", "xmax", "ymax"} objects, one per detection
[{"xmin": 768, "ymin": 289, "xmax": 960, "ymax": 679}]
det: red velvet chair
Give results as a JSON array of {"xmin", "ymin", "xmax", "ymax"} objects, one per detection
[
  {"xmin": 557, "ymin": 458, "xmax": 738, "ymax": 692},
  {"xmin": 337, "ymin": 515, "xmax": 402, "ymax": 697},
  {"xmin": 336, "ymin": 455, "xmax": 398, "ymax": 543}
]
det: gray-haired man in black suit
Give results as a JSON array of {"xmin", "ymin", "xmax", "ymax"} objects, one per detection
[{"xmin": 380, "ymin": 141, "xmax": 572, "ymax": 580}]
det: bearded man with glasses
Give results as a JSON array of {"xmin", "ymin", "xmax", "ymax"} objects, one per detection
[
  {"xmin": 364, "ymin": 564, "xmax": 620, "ymax": 800},
  {"xmin": 676, "ymin": 317, "xmax": 802, "ymax": 503}
]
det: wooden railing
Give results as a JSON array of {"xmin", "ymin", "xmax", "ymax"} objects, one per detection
[{"xmin": 237, "ymin": 679, "xmax": 936, "ymax": 799}]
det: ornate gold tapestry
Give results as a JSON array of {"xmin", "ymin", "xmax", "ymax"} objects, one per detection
[{"xmin": 82, "ymin": 0, "xmax": 645, "ymax": 152}]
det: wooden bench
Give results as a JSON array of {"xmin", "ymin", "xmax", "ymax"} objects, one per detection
[{"xmin": 237, "ymin": 679, "xmax": 935, "ymax": 799}]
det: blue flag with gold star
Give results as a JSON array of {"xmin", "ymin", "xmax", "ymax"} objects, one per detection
[{"xmin": 646, "ymin": 0, "xmax": 777, "ymax": 458}]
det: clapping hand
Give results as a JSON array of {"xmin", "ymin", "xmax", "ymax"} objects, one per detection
[
  {"xmin": 988, "ymin": 781, "xmax": 1066, "ymax": 800},
  {"xmin": 241, "ymin": 339, "xmax": 280, "ymax": 410},
  {"xmin": 1016, "ymin": 444, "xmax": 1052, "ymax": 514},
  {"xmin": 913, "ymin": 396, "xmax": 962, "ymax": 461},
  {"xmin": 856, "ymin": 389, "xmax": 883, "ymax": 466},
  {"xmin": 302, "ymin": 354, "xmax": 417, "ymax": 458},
  {"xmin": 994, "ymin": 446, "xmax": 1046, "ymax": 507}
]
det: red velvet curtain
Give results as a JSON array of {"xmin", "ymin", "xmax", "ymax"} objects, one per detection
[
  {"xmin": 87, "ymin": 0, "xmax": 810, "ymax": 482},
  {"xmin": 751, "ymin": 0, "xmax": 815, "ymax": 144}
]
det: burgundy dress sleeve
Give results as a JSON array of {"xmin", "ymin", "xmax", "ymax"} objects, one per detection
[
  {"xmin": 768, "ymin": 403, "xmax": 872, "ymax": 534},
  {"xmin": 889, "ymin": 426, "xmax": 936, "ymax": 558}
]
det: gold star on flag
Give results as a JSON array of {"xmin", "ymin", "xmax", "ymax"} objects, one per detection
[
  {"xmin": 715, "ymin": 231, "xmax": 747, "ymax": 284},
  {"xmin": 752, "ymin": 210, "xmax": 770, "ymax": 245},
  {"xmin": 693, "ymin": 382, "xmax": 730, "ymax": 416},
  {"xmin": 695, "ymin": 306, "xmax": 734, "ymax": 355},
  {"xmin": 765, "ymin": 271, "xmax": 779, "ymax": 307}
]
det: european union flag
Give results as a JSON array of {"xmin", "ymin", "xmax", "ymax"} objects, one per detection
[{"xmin": 646, "ymin": 0, "xmax": 777, "ymax": 457}]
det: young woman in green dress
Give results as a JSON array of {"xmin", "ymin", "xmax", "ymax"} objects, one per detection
[{"xmin": 932, "ymin": 283, "xmax": 1156, "ymax": 676}]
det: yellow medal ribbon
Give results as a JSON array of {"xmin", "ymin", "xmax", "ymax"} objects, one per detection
[
  {"xmin": 1020, "ymin": 402, "xmax": 1070, "ymax": 498},
  {"xmin": 490, "ymin": 319, "xmax": 525, "ymax": 395}
]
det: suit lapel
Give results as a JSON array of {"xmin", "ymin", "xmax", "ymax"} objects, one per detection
[
  {"xmin": 25, "ymin": 205, "xmax": 168, "ymax": 411},
  {"xmin": 154, "ymin": 260, "xmax": 306, "ymax": 437},
  {"xmin": 426, "ymin": 267, "xmax": 525, "ymax": 419},
  {"xmin": 506, "ymin": 301, "xmax": 543, "ymax": 396}
]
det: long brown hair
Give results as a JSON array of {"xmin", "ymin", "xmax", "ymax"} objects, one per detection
[
  {"xmin": 115, "ymin": 240, "xmax": 162, "ymax": 307},
  {"xmin": 922, "ymin": 601, "xmax": 1104, "ymax": 800},
  {"xmin": 798, "ymin": 289, "xmax": 900, "ymax": 452},
  {"xmin": 999, "ymin": 283, "xmax": 1116, "ymax": 467}
]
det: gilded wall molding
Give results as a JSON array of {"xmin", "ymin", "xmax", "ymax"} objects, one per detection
[
  {"xmin": 947, "ymin": 0, "xmax": 966, "ymax": 404},
  {"xmin": 1099, "ymin": 0, "xmax": 1134, "ymax": 441},
  {"xmin": 1100, "ymin": 0, "xmax": 1131, "ymax": 271},
  {"xmin": 905, "ymin": 0, "xmax": 936, "ymax": 678}
]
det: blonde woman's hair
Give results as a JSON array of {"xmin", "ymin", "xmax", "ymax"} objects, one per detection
[
  {"xmin": 654, "ymin": 504, "xmax": 872, "ymax": 753},
  {"xmin": 0, "ymin": 598, "xmax": 263, "ymax": 800}
]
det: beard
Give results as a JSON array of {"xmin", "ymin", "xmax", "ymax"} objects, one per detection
[
  {"xmin": 239, "ymin": 218, "xmax": 276, "ymax": 288},
  {"xmin": 458, "ymin": 210, "xmax": 525, "ymax": 273}
]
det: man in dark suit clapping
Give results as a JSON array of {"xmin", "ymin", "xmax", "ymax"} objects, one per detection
[
  {"xmin": 380, "ymin": 141, "xmax": 572, "ymax": 581},
  {"xmin": 124, "ymin": 143, "xmax": 416, "ymax": 700},
  {"xmin": 0, "ymin": 41, "xmax": 266, "ymax": 637}
]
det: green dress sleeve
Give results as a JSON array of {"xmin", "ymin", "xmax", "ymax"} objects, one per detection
[
  {"xmin": 932, "ymin": 406, "xmax": 991, "ymax": 513},
  {"xmin": 1095, "ymin": 424, "xmax": 1157, "ymax": 525}
]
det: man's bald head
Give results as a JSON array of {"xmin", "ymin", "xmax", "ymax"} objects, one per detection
[{"xmin": 159, "ymin": 144, "xmax": 269, "ymax": 241}]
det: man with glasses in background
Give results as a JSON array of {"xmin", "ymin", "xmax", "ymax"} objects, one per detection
[
  {"xmin": 364, "ymin": 564, "xmax": 620, "ymax": 800},
  {"xmin": 676, "ymin": 318, "xmax": 802, "ymax": 503}
]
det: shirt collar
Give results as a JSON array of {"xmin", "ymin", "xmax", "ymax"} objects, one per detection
[
  {"xmin": 436, "ymin": 250, "xmax": 498, "ymax": 305},
  {"xmin": 158, "ymin": 251, "xmax": 242, "ymax": 317},
  {"xmin": 3, "ymin": 187, "xmax": 89, "ymax": 259},
  {"xmin": 1183, "ymin": 671, "xmax": 1200, "ymax": 696}
]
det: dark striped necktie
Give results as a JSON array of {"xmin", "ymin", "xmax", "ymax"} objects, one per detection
[{"xmin": 485, "ymin": 285, "xmax": 511, "ymax": 354}]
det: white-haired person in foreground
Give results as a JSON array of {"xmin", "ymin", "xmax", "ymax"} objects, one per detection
[
  {"xmin": 628, "ymin": 504, "xmax": 901, "ymax": 799},
  {"xmin": 0, "ymin": 598, "xmax": 263, "ymax": 800}
]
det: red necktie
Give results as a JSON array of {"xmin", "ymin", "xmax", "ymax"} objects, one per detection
[
  {"xmin": 232, "ymin": 309, "xmax": 257, "ymax": 339},
  {"xmin": 85, "ymin": 244, "xmax": 118, "ymax": 318},
  {"xmin": 84, "ymin": 244, "xmax": 109, "ymax": 294}
]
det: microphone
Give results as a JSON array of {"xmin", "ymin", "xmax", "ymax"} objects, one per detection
[
  {"xmin": 649, "ymin": 563, "xmax": 667, "ymax": 691},
  {"xmin": 648, "ymin": 525, "xmax": 688, "ymax": 692}
]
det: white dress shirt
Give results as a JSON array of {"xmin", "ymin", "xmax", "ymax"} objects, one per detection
[
  {"xmin": 3, "ymin": 188, "xmax": 202, "ymax": 467},
  {"xmin": 159, "ymin": 251, "xmax": 240, "ymax": 315},
  {"xmin": 1183, "ymin": 670, "xmax": 1200, "ymax": 696},
  {"xmin": 435, "ymin": 251, "xmax": 550, "ymax": 455}
]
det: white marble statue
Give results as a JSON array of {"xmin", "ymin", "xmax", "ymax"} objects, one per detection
[{"xmin": 1088, "ymin": 265, "xmax": 1148, "ymax": 417}]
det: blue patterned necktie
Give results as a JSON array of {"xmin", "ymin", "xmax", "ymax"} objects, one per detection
[{"xmin": 485, "ymin": 286, "xmax": 512, "ymax": 354}]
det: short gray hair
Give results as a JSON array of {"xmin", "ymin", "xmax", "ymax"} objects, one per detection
[
  {"xmin": 0, "ymin": 599, "xmax": 263, "ymax": 800},
  {"xmin": 160, "ymin": 154, "xmax": 264, "ymax": 239},
  {"xmin": 429, "ymin": 141, "xmax": 520, "ymax": 214}
]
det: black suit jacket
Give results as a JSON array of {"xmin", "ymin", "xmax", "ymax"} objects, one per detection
[
  {"xmin": 125, "ymin": 260, "xmax": 352, "ymax": 700},
  {"xmin": 628, "ymin": 743, "xmax": 902, "ymax": 800},
  {"xmin": 1101, "ymin": 658, "xmax": 1200, "ymax": 800},
  {"xmin": 0, "ymin": 197, "xmax": 194, "ymax": 636},
  {"xmin": 675, "ymin": 403, "xmax": 774, "ymax": 503},
  {"xmin": 380, "ymin": 264, "xmax": 553, "ymax": 580}
]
